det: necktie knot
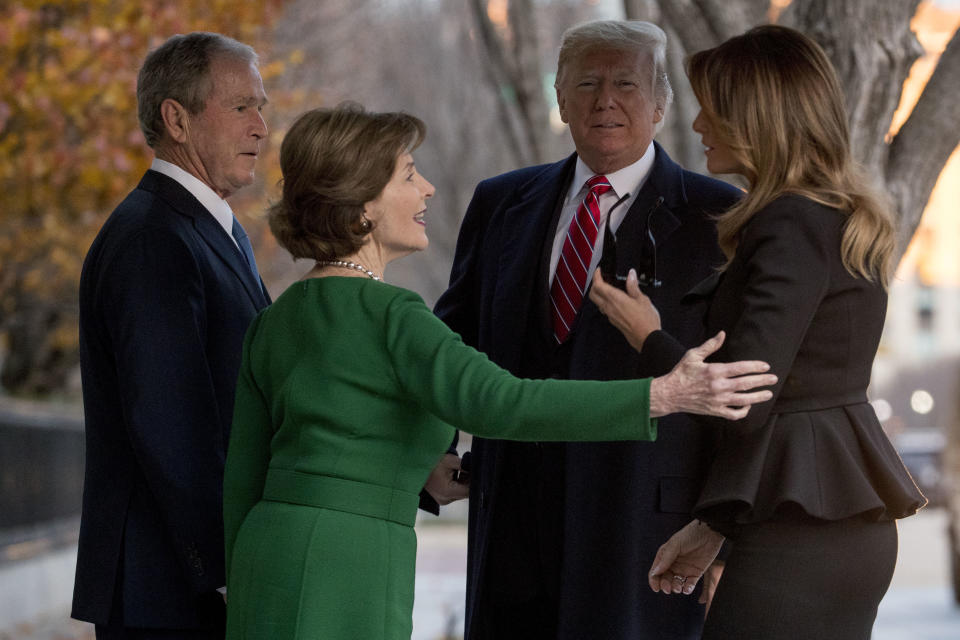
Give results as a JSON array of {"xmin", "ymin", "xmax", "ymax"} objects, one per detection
[{"xmin": 585, "ymin": 174, "xmax": 612, "ymax": 194}]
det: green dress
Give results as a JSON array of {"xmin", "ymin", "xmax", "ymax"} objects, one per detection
[{"xmin": 223, "ymin": 278, "xmax": 657, "ymax": 639}]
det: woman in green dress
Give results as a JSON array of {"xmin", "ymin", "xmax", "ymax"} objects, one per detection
[{"xmin": 222, "ymin": 104, "xmax": 777, "ymax": 640}]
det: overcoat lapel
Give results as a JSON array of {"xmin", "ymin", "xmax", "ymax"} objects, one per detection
[
  {"xmin": 138, "ymin": 170, "xmax": 269, "ymax": 308},
  {"xmin": 611, "ymin": 143, "xmax": 685, "ymax": 275},
  {"xmin": 487, "ymin": 156, "xmax": 575, "ymax": 368}
]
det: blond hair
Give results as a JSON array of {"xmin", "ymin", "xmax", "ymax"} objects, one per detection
[{"xmin": 687, "ymin": 25, "xmax": 895, "ymax": 285}]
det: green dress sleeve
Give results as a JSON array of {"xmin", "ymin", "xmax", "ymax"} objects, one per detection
[
  {"xmin": 383, "ymin": 290, "xmax": 657, "ymax": 442},
  {"xmin": 223, "ymin": 313, "xmax": 272, "ymax": 583}
]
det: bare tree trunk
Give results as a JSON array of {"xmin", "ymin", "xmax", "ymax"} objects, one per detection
[
  {"xmin": 508, "ymin": 0, "xmax": 552, "ymax": 163},
  {"xmin": 886, "ymin": 27, "xmax": 960, "ymax": 257},
  {"xmin": 468, "ymin": 0, "xmax": 551, "ymax": 166},
  {"xmin": 783, "ymin": 0, "xmax": 923, "ymax": 172}
]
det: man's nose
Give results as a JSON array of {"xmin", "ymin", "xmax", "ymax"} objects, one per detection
[
  {"xmin": 252, "ymin": 111, "xmax": 267, "ymax": 138},
  {"xmin": 593, "ymin": 82, "xmax": 616, "ymax": 110}
]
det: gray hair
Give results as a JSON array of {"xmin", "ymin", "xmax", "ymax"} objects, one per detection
[
  {"xmin": 555, "ymin": 20, "xmax": 673, "ymax": 116},
  {"xmin": 137, "ymin": 32, "xmax": 258, "ymax": 148}
]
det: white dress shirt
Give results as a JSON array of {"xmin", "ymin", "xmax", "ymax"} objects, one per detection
[
  {"xmin": 548, "ymin": 142, "xmax": 656, "ymax": 288},
  {"xmin": 150, "ymin": 158, "xmax": 240, "ymax": 251}
]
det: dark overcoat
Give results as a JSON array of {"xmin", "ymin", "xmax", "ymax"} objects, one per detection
[
  {"xmin": 435, "ymin": 144, "xmax": 741, "ymax": 639},
  {"xmin": 72, "ymin": 170, "xmax": 270, "ymax": 629}
]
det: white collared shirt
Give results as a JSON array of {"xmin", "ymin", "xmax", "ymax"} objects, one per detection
[
  {"xmin": 548, "ymin": 142, "xmax": 656, "ymax": 288},
  {"xmin": 150, "ymin": 158, "xmax": 239, "ymax": 250}
]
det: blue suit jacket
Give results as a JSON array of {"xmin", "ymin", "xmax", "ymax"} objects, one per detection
[
  {"xmin": 435, "ymin": 144, "xmax": 740, "ymax": 639},
  {"xmin": 72, "ymin": 170, "xmax": 270, "ymax": 628}
]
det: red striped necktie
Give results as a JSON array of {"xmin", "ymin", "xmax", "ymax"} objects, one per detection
[{"xmin": 550, "ymin": 174, "xmax": 613, "ymax": 343}]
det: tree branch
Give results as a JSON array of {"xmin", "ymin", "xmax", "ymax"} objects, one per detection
[
  {"xmin": 622, "ymin": 0, "xmax": 658, "ymax": 22},
  {"xmin": 692, "ymin": 0, "xmax": 767, "ymax": 40},
  {"xmin": 507, "ymin": 0, "xmax": 550, "ymax": 163},
  {"xmin": 650, "ymin": 0, "xmax": 722, "ymax": 54},
  {"xmin": 467, "ymin": 0, "xmax": 533, "ymax": 166},
  {"xmin": 886, "ymin": 26, "xmax": 960, "ymax": 258}
]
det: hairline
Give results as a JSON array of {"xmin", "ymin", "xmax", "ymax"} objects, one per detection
[{"xmin": 554, "ymin": 21, "xmax": 672, "ymax": 112}]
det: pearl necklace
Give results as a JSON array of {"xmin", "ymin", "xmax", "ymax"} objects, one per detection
[{"xmin": 317, "ymin": 260, "xmax": 382, "ymax": 281}]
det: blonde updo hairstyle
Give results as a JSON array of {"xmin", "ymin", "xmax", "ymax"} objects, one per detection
[
  {"xmin": 268, "ymin": 103, "xmax": 426, "ymax": 261},
  {"xmin": 687, "ymin": 25, "xmax": 895, "ymax": 286}
]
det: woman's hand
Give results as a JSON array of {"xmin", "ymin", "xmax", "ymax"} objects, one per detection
[
  {"xmin": 648, "ymin": 520, "xmax": 725, "ymax": 596},
  {"xmin": 589, "ymin": 268, "xmax": 661, "ymax": 351},
  {"xmin": 649, "ymin": 331, "xmax": 776, "ymax": 419}
]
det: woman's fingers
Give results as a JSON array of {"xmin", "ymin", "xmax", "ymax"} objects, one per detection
[
  {"xmin": 723, "ymin": 372, "xmax": 778, "ymax": 391},
  {"xmin": 589, "ymin": 269, "xmax": 614, "ymax": 313},
  {"xmin": 717, "ymin": 405, "xmax": 750, "ymax": 420},
  {"xmin": 688, "ymin": 331, "xmax": 726, "ymax": 361},
  {"xmin": 712, "ymin": 359, "xmax": 772, "ymax": 377},
  {"xmin": 707, "ymin": 390, "xmax": 775, "ymax": 420},
  {"xmin": 625, "ymin": 268, "xmax": 642, "ymax": 298},
  {"xmin": 727, "ymin": 389, "xmax": 775, "ymax": 405},
  {"xmin": 652, "ymin": 571, "xmax": 700, "ymax": 595}
]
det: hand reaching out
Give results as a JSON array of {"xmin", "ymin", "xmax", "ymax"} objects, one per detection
[{"xmin": 649, "ymin": 331, "xmax": 777, "ymax": 419}]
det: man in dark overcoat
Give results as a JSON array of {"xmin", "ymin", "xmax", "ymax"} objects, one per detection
[{"xmin": 435, "ymin": 20, "xmax": 740, "ymax": 640}]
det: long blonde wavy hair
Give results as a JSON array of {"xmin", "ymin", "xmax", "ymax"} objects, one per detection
[{"xmin": 686, "ymin": 25, "xmax": 895, "ymax": 286}]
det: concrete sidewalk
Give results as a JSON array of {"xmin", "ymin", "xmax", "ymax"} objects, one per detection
[
  {"xmin": 5, "ymin": 510, "xmax": 958, "ymax": 639},
  {"xmin": 0, "ymin": 520, "xmax": 467, "ymax": 640}
]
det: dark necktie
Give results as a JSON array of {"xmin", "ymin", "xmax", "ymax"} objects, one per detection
[
  {"xmin": 549, "ymin": 174, "xmax": 612, "ymax": 343},
  {"xmin": 231, "ymin": 217, "xmax": 261, "ymax": 282}
]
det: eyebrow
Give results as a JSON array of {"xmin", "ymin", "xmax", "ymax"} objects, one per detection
[{"xmin": 230, "ymin": 95, "xmax": 269, "ymax": 107}]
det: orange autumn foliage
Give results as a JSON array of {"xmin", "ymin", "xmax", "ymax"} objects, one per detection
[{"xmin": 0, "ymin": 0, "xmax": 284, "ymax": 394}]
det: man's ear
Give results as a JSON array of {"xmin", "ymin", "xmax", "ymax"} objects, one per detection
[
  {"xmin": 160, "ymin": 98, "xmax": 190, "ymax": 143},
  {"xmin": 557, "ymin": 88, "xmax": 569, "ymax": 124},
  {"xmin": 653, "ymin": 104, "xmax": 664, "ymax": 124}
]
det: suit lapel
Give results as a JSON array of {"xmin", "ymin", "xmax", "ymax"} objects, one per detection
[
  {"xmin": 192, "ymin": 213, "xmax": 269, "ymax": 308},
  {"xmin": 138, "ymin": 170, "xmax": 269, "ymax": 309}
]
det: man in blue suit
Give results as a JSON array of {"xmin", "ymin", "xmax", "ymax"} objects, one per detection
[
  {"xmin": 435, "ymin": 21, "xmax": 741, "ymax": 640},
  {"xmin": 73, "ymin": 33, "xmax": 270, "ymax": 639}
]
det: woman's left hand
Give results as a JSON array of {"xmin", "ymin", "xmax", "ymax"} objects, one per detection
[
  {"xmin": 589, "ymin": 268, "xmax": 661, "ymax": 351},
  {"xmin": 648, "ymin": 520, "xmax": 725, "ymax": 596}
]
